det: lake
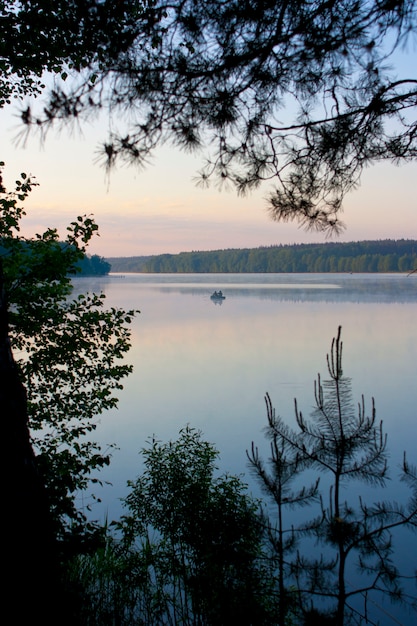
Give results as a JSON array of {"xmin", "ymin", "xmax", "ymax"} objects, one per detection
[
  {"xmin": 73, "ymin": 272, "xmax": 417, "ymax": 510},
  {"xmin": 74, "ymin": 272, "xmax": 417, "ymax": 622}
]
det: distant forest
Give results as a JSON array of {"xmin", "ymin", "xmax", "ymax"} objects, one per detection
[
  {"xmin": 0, "ymin": 241, "xmax": 111, "ymax": 276},
  {"xmin": 77, "ymin": 254, "xmax": 111, "ymax": 276},
  {"xmin": 106, "ymin": 239, "xmax": 417, "ymax": 273}
]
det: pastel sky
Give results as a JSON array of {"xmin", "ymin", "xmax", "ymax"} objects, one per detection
[{"xmin": 1, "ymin": 98, "xmax": 416, "ymax": 258}]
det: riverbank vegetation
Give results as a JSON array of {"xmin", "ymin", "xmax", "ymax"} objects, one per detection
[
  {"xmin": 107, "ymin": 239, "xmax": 417, "ymax": 274},
  {"xmin": 0, "ymin": 169, "xmax": 138, "ymax": 624}
]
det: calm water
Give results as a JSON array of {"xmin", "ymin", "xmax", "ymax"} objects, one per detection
[
  {"xmin": 73, "ymin": 272, "xmax": 417, "ymax": 511},
  {"xmin": 74, "ymin": 273, "xmax": 417, "ymax": 622}
]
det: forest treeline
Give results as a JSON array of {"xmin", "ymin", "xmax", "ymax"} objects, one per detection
[
  {"xmin": 77, "ymin": 253, "xmax": 110, "ymax": 276},
  {"xmin": 106, "ymin": 239, "xmax": 417, "ymax": 273},
  {"xmin": 0, "ymin": 241, "xmax": 110, "ymax": 276}
]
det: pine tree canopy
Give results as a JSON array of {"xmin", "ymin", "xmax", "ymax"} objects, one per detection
[{"xmin": 2, "ymin": 1, "xmax": 417, "ymax": 232}]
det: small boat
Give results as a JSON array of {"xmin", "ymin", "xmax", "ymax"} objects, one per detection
[{"xmin": 210, "ymin": 290, "xmax": 226, "ymax": 301}]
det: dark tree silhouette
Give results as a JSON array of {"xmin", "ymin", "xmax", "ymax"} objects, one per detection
[
  {"xmin": 250, "ymin": 327, "xmax": 417, "ymax": 625},
  {"xmin": 247, "ymin": 398, "xmax": 319, "ymax": 626},
  {"xmin": 0, "ymin": 0, "xmax": 145, "ymax": 105},
  {"xmin": 8, "ymin": 0, "xmax": 417, "ymax": 232},
  {"xmin": 0, "ymin": 175, "xmax": 70, "ymax": 623},
  {"xmin": 0, "ymin": 169, "xmax": 136, "ymax": 623},
  {"xmin": 118, "ymin": 426, "xmax": 274, "ymax": 625}
]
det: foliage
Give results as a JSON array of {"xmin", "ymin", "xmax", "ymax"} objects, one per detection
[
  {"xmin": 64, "ymin": 533, "xmax": 145, "ymax": 626},
  {"xmin": 108, "ymin": 239, "xmax": 417, "ymax": 273},
  {"xmin": 250, "ymin": 327, "xmax": 417, "ymax": 625},
  {"xmin": 0, "ymin": 0, "xmax": 147, "ymax": 106},
  {"xmin": 10, "ymin": 0, "xmax": 417, "ymax": 232},
  {"xmin": 77, "ymin": 253, "xmax": 111, "ymax": 275},
  {"xmin": 247, "ymin": 395, "xmax": 320, "ymax": 626},
  {"xmin": 0, "ymin": 164, "xmax": 138, "ymax": 544},
  {"xmin": 110, "ymin": 426, "xmax": 276, "ymax": 625}
]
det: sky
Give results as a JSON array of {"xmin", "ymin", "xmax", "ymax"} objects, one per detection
[{"xmin": 1, "ymin": 96, "xmax": 416, "ymax": 259}]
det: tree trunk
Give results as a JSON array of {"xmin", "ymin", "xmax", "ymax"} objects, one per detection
[{"xmin": 1, "ymin": 266, "xmax": 67, "ymax": 624}]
